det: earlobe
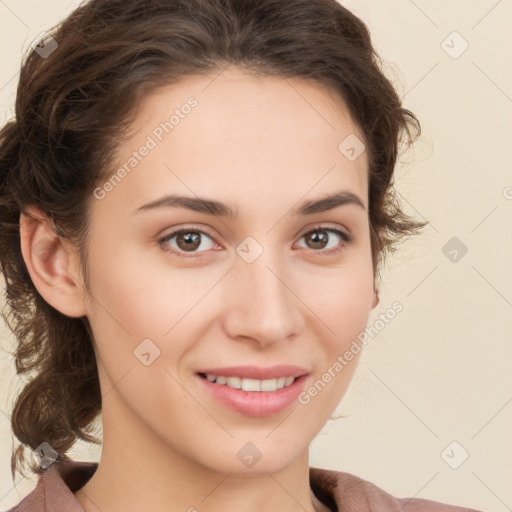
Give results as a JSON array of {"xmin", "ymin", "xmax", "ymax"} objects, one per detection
[
  {"xmin": 372, "ymin": 289, "xmax": 380, "ymax": 309},
  {"xmin": 19, "ymin": 207, "xmax": 87, "ymax": 318}
]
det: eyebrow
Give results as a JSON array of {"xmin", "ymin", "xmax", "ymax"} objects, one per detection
[{"xmin": 132, "ymin": 190, "xmax": 366, "ymax": 217}]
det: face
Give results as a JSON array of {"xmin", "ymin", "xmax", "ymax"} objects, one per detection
[{"xmin": 81, "ymin": 66, "xmax": 375, "ymax": 475}]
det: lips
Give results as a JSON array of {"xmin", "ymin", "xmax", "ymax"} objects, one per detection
[{"xmin": 195, "ymin": 365, "xmax": 310, "ymax": 417}]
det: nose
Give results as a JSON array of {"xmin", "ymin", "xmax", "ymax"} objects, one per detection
[{"xmin": 222, "ymin": 252, "xmax": 304, "ymax": 348}]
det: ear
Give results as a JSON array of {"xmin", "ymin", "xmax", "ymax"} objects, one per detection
[
  {"xmin": 371, "ymin": 288, "xmax": 380, "ymax": 309},
  {"xmin": 19, "ymin": 206, "xmax": 87, "ymax": 318}
]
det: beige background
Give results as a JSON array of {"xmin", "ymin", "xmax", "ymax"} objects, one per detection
[{"xmin": 1, "ymin": 1, "xmax": 511, "ymax": 510}]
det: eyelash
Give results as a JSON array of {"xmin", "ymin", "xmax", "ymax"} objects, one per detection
[{"xmin": 158, "ymin": 225, "xmax": 353, "ymax": 259}]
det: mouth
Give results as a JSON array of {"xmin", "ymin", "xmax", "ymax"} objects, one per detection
[
  {"xmin": 195, "ymin": 365, "xmax": 310, "ymax": 417},
  {"xmin": 197, "ymin": 372, "xmax": 298, "ymax": 392}
]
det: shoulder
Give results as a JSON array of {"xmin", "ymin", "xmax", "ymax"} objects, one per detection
[
  {"xmin": 309, "ymin": 467, "xmax": 485, "ymax": 512},
  {"xmin": 4, "ymin": 477, "xmax": 45, "ymax": 512},
  {"xmin": 5, "ymin": 460, "xmax": 97, "ymax": 512}
]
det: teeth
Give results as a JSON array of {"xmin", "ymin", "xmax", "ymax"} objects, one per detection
[
  {"xmin": 226, "ymin": 376, "xmax": 241, "ymax": 389},
  {"xmin": 204, "ymin": 374, "xmax": 297, "ymax": 391},
  {"xmin": 284, "ymin": 376, "xmax": 294, "ymax": 386},
  {"xmin": 242, "ymin": 378, "xmax": 260, "ymax": 391}
]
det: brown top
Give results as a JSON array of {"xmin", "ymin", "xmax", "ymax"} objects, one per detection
[{"xmin": 6, "ymin": 459, "xmax": 484, "ymax": 512}]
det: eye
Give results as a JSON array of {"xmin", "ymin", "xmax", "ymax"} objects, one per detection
[
  {"xmin": 158, "ymin": 224, "xmax": 352, "ymax": 258},
  {"xmin": 158, "ymin": 228, "xmax": 218, "ymax": 258},
  {"xmin": 295, "ymin": 226, "xmax": 352, "ymax": 255}
]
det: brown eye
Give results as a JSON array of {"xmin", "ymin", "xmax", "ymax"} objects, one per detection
[
  {"xmin": 297, "ymin": 227, "xmax": 351, "ymax": 254},
  {"xmin": 158, "ymin": 225, "xmax": 352, "ymax": 259},
  {"xmin": 159, "ymin": 229, "xmax": 216, "ymax": 256},
  {"xmin": 304, "ymin": 230, "xmax": 329, "ymax": 250},
  {"xmin": 175, "ymin": 231, "xmax": 201, "ymax": 252}
]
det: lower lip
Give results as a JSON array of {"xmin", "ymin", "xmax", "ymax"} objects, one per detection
[{"xmin": 197, "ymin": 374, "xmax": 308, "ymax": 417}]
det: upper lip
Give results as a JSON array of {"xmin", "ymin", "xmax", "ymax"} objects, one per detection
[{"xmin": 196, "ymin": 365, "xmax": 309, "ymax": 380}]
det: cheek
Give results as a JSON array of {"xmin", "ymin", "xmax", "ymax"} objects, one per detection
[
  {"xmin": 320, "ymin": 290, "xmax": 373, "ymax": 371},
  {"xmin": 299, "ymin": 269, "xmax": 373, "ymax": 415},
  {"xmin": 302, "ymin": 256, "xmax": 374, "ymax": 341},
  {"xmin": 84, "ymin": 239, "xmax": 223, "ymax": 367},
  {"xmin": 85, "ymin": 237, "xmax": 173, "ymax": 329}
]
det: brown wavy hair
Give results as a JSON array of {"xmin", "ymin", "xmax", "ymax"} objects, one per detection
[{"xmin": 0, "ymin": 0, "xmax": 427, "ymax": 481}]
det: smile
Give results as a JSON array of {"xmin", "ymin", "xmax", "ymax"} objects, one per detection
[{"xmin": 199, "ymin": 373, "xmax": 296, "ymax": 391}]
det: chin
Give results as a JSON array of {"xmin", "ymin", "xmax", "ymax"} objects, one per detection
[{"xmin": 191, "ymin": 436, "xmax": 308, "ymax": 476}]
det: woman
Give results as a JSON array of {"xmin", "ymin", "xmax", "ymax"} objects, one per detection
[{"xmin": 0, "ymin": 0, "xmax": 484, "ymax": 510}]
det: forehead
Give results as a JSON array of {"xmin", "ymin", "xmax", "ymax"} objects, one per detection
[
  {"xmin": 102, "ymin": 67, "xmax": 368, "ymax": 216},
  {"xmin": 135, "ymin": 67, "xmax": 364, "ymax": 146}
]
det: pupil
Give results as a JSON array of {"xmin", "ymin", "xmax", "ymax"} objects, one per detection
[
  {"xmin": 308, "ymin": 231, "xmax": 327, "ymax": 249},
  {"xmin": 178, "ymin": 232, "xmax": 200, "ymax": 251}
]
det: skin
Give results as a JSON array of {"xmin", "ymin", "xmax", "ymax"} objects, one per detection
[{"xmin": 20, "ymin": 66, "xmax": 378, "ymax": 512}]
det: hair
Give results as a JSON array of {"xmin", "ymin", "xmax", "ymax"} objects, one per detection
[{"xmin": 0, "ymin": 0, "xmax": 427, "ymax": 481}]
